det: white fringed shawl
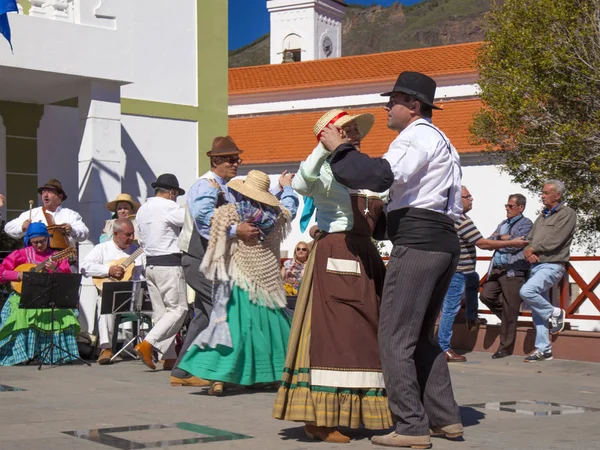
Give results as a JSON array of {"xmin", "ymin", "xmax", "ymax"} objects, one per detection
[{"xmin": 200, "ymin": 203, "xmax": 292, "ymax": 309}]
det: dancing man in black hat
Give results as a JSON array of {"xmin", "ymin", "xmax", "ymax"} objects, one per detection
[
  {"xmin": 134, "ymin": 174, "xmax": 187, "ymax": 370},
  {"xmin": 320, "ymin": 72, "xmax": 464, "ymax": 448}
]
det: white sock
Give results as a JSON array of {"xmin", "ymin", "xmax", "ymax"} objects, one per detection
[{"xmin": 552, "ymin": 307, "xmax": 562, "ymax": 317}]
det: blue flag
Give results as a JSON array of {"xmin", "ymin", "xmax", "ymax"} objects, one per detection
[{"xmin": 0, "ymin": 0, "xmax": 18, "ymax": 51}]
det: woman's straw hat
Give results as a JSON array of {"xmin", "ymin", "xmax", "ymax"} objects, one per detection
[
  {"xmin": 106, "ymin": 193, "xmax": 141, "ymax": 213},
  {"xmin": 227, "ymin": 170, "xmax": 280, "ymax": 207},
  {"xmin": 313, "ymin": 108, "xmax": 375, "ymax": 141}
]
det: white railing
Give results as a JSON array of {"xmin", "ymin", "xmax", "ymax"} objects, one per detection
[
  {"xmin": 21, "ymin": 0, "xmax": 116, "ymax": 29},
  {"xmin": 29, "ymin": 0, "xmax": 74, "ymax": 22}
]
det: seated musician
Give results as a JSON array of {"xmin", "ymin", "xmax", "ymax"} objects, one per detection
[
  {"xmin": 80, "ymin": 218, "xmax": 145, "ymax": 365},
  {"xmin": 4, "ymin": 179, "xmax": 89, "ymax": 248},
  {"xmin": 0, "ymin": 223, "xmax": 80, "ymax": 366},
  {"xmin": 99, "ymin": 193, "xmax": 140, "ymax": 243}
]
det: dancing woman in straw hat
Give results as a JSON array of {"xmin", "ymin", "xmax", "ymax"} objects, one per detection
[
  {"xmin": 99, "ymin": 193, "xmax": 141, "ymax": 243},
  {"xmin": 273, "ymin": 109, "xmax": 392, "ymax": 443},
  {"xmin": 177, "ymin": 170, "xmax": 296, "ymax": 396}
]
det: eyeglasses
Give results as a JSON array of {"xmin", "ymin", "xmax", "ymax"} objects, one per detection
[
  {"xmin": 29, "ymin": 238, "xmax": 47, "ymax": 246},
  {"xmin": 505, "ymin": 204, "xmax": 519, "ymax": 209},
  {"xmin": 296, "ymin": 247, "xmax": 308, "ymax": 252},
  {"xmin": 220, "ymin": 156, "xmax": 242, "ymax": 165},
  {"xmin": 462, "ymin": 195, "xmax": 473, "ymax": 200}
]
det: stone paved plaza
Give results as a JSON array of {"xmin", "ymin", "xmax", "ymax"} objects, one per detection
[{"xmin": 1, "ymin": 352, "xmax": 599, "ymax": 449}]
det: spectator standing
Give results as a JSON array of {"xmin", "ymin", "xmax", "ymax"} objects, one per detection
[
  {"xmin": 480, "ymin": 194, "xmax": 533, "ymax": 359},
  {"xmin": 521, "ymin": 180, "xmax": 576, "ymax": 362}
]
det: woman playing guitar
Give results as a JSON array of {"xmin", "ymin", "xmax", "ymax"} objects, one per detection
[{"xmin": 0, "ymin": 223, "xmax": 80, "ymax": 366}]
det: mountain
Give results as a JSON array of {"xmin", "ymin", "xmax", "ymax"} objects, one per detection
[{"xmin": 229, "ymin": 0, "xmax": 494, "ymax": 68}]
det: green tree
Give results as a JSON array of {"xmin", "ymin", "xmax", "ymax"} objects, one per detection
[{"xmin": 472, "ymin": 0, "xmax": 600, "ymax": 250}]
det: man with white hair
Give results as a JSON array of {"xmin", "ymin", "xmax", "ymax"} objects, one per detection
[{"xmin": 521, "ymin": 179, "xmax": 576, "ymax": 362}]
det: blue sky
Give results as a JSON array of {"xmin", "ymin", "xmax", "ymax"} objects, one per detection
[{"xmin": 228, "ymin": 0, "xmax": 424, "ymax": 51}]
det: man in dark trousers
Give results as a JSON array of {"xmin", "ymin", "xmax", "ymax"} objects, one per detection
[
  {"xmin": 170, "ymin": 136, "xmax": 298, "ymax": 386},
  {"xmin": 320, "ymin": 72, "xmax": 463, "ymax": 448},
  {"xmin": 480, "ymin": 193, "xmax": 533, "ymax": 359}
]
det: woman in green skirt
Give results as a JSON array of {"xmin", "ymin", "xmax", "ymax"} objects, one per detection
[
  {"xmin": 178, "ymin": 170, "xmax": 295, "ymax": 395},
  {"xmin": 0, "ymin": 223, "xmax": 79, "ymax": 366}
]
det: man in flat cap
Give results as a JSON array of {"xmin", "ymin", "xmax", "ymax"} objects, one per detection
[{"xmin": 320, "ymin": 72, "xmax": 463, "ymax": 448}]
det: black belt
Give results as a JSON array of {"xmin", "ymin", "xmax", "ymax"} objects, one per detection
[{"xmin": 146, "ymin": 253, "xmax": 182, "ymax": 267}]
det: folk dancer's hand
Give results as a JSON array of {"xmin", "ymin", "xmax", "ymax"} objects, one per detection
[
  {"xmin": 319, "ymin": 124, "xmax": 345, "ymax": 152},
  {"xmin": 278, "ymin": 170, "xmax": 295, "ymax": 190},
  {"xmin": 236, "ymin": 223, "xmax": 260, "ymax": 244}
]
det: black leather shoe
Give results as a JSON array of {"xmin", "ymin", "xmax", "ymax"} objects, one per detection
[{"xmin": 492, "ymin": 350, "xmax": 511, "ymax": 359}]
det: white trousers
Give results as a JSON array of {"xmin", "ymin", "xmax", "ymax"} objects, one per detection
[
  {"xmin": 145, "ymin": 265, "xmax": 188, "ymax": 359},
  {"xmin": 96, "ymin": 296, "xmax": 115, "ymax": 350}
]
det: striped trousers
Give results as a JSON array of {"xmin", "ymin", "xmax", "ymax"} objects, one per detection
[{"xmin": 379, "ymin": 245, "xmax": 462, "ymax": 436}]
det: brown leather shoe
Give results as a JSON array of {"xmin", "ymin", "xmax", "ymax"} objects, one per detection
[
  {"xmin": 466, "ymin": 316, "xmax": 487, "ymax": 331},
  {"xmin": 208, "ymin": 381, "xmax": 224, "ymax": 396},
  {"xmin": 96, "ymin": 349, "xmax": 113, "ymax": 365},
  {"xmin": 162, "ymin": 359, "xmax": 177, "ymax": 371},
  {"xmin": 170, "ymin": 376, "xmax": 211, "ymax": 387},
  {"xmin": 304, "ymin": 425, "xmax": 350, "ymax": 444},
  {"xmin": 371, "ymin": 431, "xmax": 431, "ymax": 448},
  {"xmin": 444, "ymin": 349, "xmax": 467, "ymax": 363},
  {"xmin": 133, "ymin": 340, "xmax": 156, "ymax": 370},
  {"xmin": 430, "ymin": 423, "xmax": 464, "ymax": 439}
]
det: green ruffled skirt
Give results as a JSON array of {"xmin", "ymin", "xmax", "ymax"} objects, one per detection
[
  {"xmin": 0, "ymin": 293, "xmax": 80, "ymax": 366},
  {"xmin": 179, "ymin": 285, "xmax": 292, "ymax": 385}
]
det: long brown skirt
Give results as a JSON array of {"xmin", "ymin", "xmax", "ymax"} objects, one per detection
[{"xmin": 273, "ymin": 234, "xmax": 392, "ymax": 429}]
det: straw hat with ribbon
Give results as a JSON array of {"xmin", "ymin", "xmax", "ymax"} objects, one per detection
[
  {"xmin": 106, "ymin": 193, "xmax": 141, "ymax": 213},
  {"xmin": 227, "ymin": 170, "xmax": 279, "ymax": 207},
  {"xmin": 313, "ymin": 108, "xmax": 375, "ymax": 142}
]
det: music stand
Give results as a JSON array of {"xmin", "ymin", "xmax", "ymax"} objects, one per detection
[
  {"xmin": 100, "ymin": 280, "xmax": 151, "ymax": 362},
  {"xmin": 20, "ymin": 272, "xmax": 91, "ymax": 369}
]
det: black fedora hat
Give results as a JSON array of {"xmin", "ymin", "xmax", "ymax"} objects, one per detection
[
  {"xmin": 151, "ymin": 173, "xmax": 185, "ymax": 196},
  {"xmin": 381, "ymin": 71, "xmax": 441, "ymax": 110}
]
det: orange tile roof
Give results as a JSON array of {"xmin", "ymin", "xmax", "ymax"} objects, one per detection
[
  {"xmin": 229, "ymin": 42, "xmax": 481, "ymax": 95},
  {"xmin": 229, "ymin": 99, "xmax": 483, "ymax": 164}
]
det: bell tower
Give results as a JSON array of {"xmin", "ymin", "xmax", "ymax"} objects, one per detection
[{"xmin": 267, "ymin": 0, "xmax": 346, "ymax": 64}]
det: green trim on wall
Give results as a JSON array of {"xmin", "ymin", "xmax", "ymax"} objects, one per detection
[
  {"xmin": 196, "ymin": 0, "xmax": 228, "ymax": 174},
  {"xmin": 6, "ymin": 174, "xmax": 37, "ymax": 214},
  {"xmin": 6, "ymin": 137, "xmax": 37, "ymax": 174},
  {"xmin": 121, "ymin": 98, "xmax": 199, "ymax": 122},
  {"xmin": 51, "ymin": 97, "xmax": 79, "ymax": 108},
  {"xmin": 0, "ymin": 101, "xmax": 44, "ymax": 138},
  {"xmin": 17, "ymin": 0, "xmax": 30, "ymax": 15}
]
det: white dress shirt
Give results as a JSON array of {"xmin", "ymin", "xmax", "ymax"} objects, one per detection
[
  {"xmin": 4, "ymin": 205, "xmax": 90, "ymax": 246},
  {"xmin": 80, "ymin": 240, "xmax": 145, "ymax": 280},
  {"xmin": 136, "ymin": 197, "xmax": 185, "ymax": 257},
  {"xmin": 383, "ymin": 118, "xmax": 462, "ymax": 221}
]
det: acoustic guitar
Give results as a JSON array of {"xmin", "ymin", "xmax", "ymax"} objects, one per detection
[
  {"xmin": 11, "ymin": 247, "xmax": 78, "ymax": 294},
  {"xmin": 92, "ymin": 247, "xmax": 145, "ymax": 291}
]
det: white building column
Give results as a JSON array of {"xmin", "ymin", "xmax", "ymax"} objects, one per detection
[{"xmin": 77, "ymin": 80, "xmax": 123, "ymax": 336}]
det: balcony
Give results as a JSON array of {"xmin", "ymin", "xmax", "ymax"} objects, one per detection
[{"xmin": 1, "ymin": 0, "xmax": 133, "ymax": 104}]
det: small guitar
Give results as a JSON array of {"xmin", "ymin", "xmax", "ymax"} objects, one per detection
[
  {"xmin": 11, "ymin": 247, "xmax": 78, "ymax": 294},
  {"xmin": 92, "ymin": 246, "xmax": 145, "ymax": 291}
]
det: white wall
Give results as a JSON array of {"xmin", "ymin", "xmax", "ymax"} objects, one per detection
[
  {"xmin": 120, "ymin": 115, "xmax": 198, "ymax": 205},
  {"xmin": 120, "ymin": 0, "xmax": 197, "ymax": 106}
]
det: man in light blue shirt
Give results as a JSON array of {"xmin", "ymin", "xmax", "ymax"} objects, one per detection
[{"xmin": 171, "ymin": 136, "xmax": 298, "ymax": 386}]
